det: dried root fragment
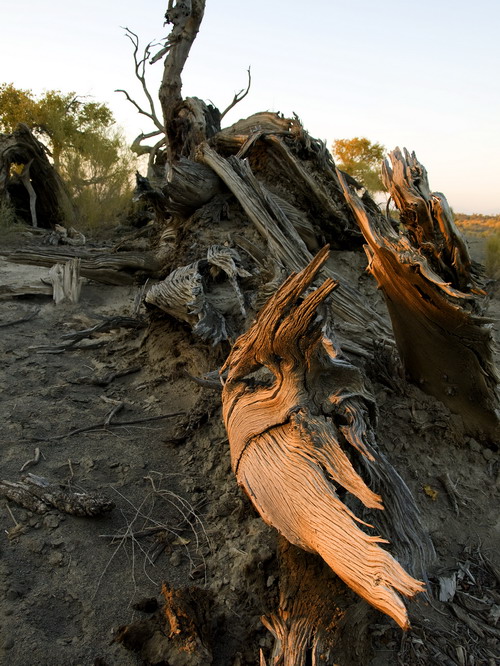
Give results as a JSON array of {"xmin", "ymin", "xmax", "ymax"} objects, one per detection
[
  {"xmin": 114, "ymin": 583, "xmax": 214, "ymax": 665},
  {"xmin": 221, "ymin": 247, "xmax": 427, "ymax": 630},
  {"xmin": 0, "ymin": 473, "xmax": 114, "ymax": 516},
  {"xmin": 145, "ymin": 244, "xmax": 250, "ymax": 344}
]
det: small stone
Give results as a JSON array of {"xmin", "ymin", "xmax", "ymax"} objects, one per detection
[
  {"xmin": 43, "ymin": 513, "xmax": 60, "ymax": 529},
  {"xmin": 2, "ymin": 638, "xmax": 14, "ymax": 650},
  {"xmin": 266, "ymin": 575, "xmax": 275, "ymax": 588},
  {"xmin": 109, "ymin": 462, "xmax": 120, "ymax": 469},
  {"xmin": 482, "ymin": 448, "xmax": 494, "ymax": 461},
  {"xmin": 26, "ymin": 538, "xmax": 44, "ymax": 554},
  {"xmin": 468, "ymin": 438, "xmax": 481, "ymax": 453},
  {"xmin": 169, "ymin": 551, "xmax": 182, "ymax": 567},
  {"xmin": 48, "ymin": 551, "xmax": 64, "ymax": 566},
  {"xmin": 5, "ymin": 589, "xmax": 20, "ymax": 601}
]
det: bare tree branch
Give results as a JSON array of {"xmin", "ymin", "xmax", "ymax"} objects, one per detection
[
  {"xmin": 220, "ymin": 67, "xmax": 252, "ymax": 121},
  {"xmin": 130, "ymin": 130, "xmax": 163, "ymax": 156},
  {"xmin": 116, "ymin": 28, "xmax": 165, "ymax": 136},
  {"xmin": 148, "ymin": 136, "xmax": 167, "ymax": 175}
]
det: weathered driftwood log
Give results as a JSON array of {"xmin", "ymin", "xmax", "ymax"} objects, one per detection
[
  {"xmin": 6, "ymin": 246, "xmax": 165, "ymax": 285},
  {"xmin": 134, "ymin": 159, "xmax": 220, "ymax": 221},
  {"xmin": 221, "ymin": 247, "xmax": 428, "ymax": 632},
  {"xmin": 339, "ymin": 149, "xmax": 499, "ymax": 441},
  {"xmin": 0, "ymin": 123, "xmax": 75, "ymax": 228},
  {"xmin": 0, "ymin": 473, "xmax": 114, "ymax": 516},
  {"xmin": 164, "ymin": 157, "xmax": 221, "ymax": 216}
]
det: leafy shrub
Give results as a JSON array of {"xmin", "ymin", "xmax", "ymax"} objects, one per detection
[{"xmin": 485, "ymin": 232, "xmax": 500, "ymax": 278}]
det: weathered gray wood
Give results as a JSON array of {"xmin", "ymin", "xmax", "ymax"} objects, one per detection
[
  {"xmin": 46, "ymin": 258, "xmax": 82, "ymax": 304},
  {"xmin": 158, "ymin": 2, "xmax": 217, "ymax": 163},
  {"xmin": 145, "ymin": 245, "xmax": 250, "ymax": 344},
  {"xmin": 0, "ymin": 473, "xmax": 114, "ymax": 516},
  {"xmin": 7, "ymin": 247, "xmax": 164, "ymax": 286},
  {"xmin": 197, "ymin": 142, "xmax": 391, "ymax": 353},
  {"xmin": 165, "ymin": 157, "xmax": 221, "ymax": 215}
]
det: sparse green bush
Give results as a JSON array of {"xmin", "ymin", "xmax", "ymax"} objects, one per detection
[
  {"xmin": 0, "ymin": 197, "xmax": 21, "ymax": 229},
  {"xmin": 61, "ymin": 131, "xmax": 135, "ymax": 231},
  {"xmin": 485, "ymin": 232, "xmax": 500, "ymax": 278},
  {"xmin": 0, "ymin": 84, "xmax": 136, "ymax": 233}
]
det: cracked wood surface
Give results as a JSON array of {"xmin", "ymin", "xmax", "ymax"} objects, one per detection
[
  {"xmin": 221, "ymin": 248, "xmax": 425, "ymax": 630},
  {"xmin": 339, "ymin": 149, "xmax": 499, "ymax": 441}
]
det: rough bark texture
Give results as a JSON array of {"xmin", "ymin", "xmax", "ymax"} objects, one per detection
[
  {"xmin": 221, "ymin": 248, "xmax": 427, "ymax": 631},
  {"xmin": 0, "ymin": 124, "xmax": 75, "ymax": 228},
  {"xmin": 339, "ymin": 149, "xmax": 499, "ymax": 441},
  {"xmin": 158, "ymin": 1, "xmax": 219, "ymax": 163}
]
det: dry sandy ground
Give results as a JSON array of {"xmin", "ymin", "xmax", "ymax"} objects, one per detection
[{"xmin": 0, "ymin": 235, "xmax": 499, "ymax": 665}]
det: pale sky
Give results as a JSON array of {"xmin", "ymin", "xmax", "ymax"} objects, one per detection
[{"xmin": 2, "ymin": 0, "xmax": 499, "ymax": 214}]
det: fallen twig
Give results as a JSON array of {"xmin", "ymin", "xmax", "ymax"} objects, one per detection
[
  {"xmin": 105, "ymin": 402, "xmax": 124, "ymax": 426},
  {"xmin": 30, "ymin": 340, "xmax": 108, "ymax": 354},
  {"xmin": 19, "ymin": 447, "xmax": 42, "ymax": 472},
  {"xmin": 0, "ymin": 307, "xmax": 40, "ymax": 328},
  {"xmin": 183, "ymin": 369, "xmax": 222, "ymax": 390},
  {"xmin": 438, "ymin": 473, "xmax": 461, "ymax": 516},
  {"xmin": 31, "ymin": 411, "xmax": 186, "ymax": 442},
  {"xmin": 61, "ymin": 315, "xmax": 145, "ymax": 341},
  {"xmin": 73, "ymin": 365, "xmax": 141, "ymax": 387}
]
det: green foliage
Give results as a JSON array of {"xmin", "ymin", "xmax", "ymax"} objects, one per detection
[
  {"xmin": 62, "ymin": 131, "xmax": 134, "ymax": 229},
  {"xmin": 0, "ymin": 197, "xmax": 21, "ymax": 229},
  {"xmin": 485, "ymin": 232, "xmax": 500, "ymax": 278},
  {"xmin": 0, "ymin": 83, "xmax": 134, "ymax": 229},
  {"xmin": 332, "ymin": 137, "xmax": 386, "ymax": 194}
]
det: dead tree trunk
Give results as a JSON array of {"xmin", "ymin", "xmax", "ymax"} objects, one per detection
[
  {"xmin": 0, "ymin": 124, "xmax": 75, "ymax": 228},
  {"xmin": 221, "ymin": 248, "xmax": 427, "ymax": 639},
  {"xmin": 339, "ymin": 149, "xmax": 499, "ymax": 442},
  {"xmin": 261, "ymin": 538, "xmax": 375, "ymax": 666},
  {"xmin": 158, "ymin": 0, "xmax": 220, "ymax": 164},
  {"xmin": 113, "ymin": 5, "xmax": 499, "ymax": 664}
]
